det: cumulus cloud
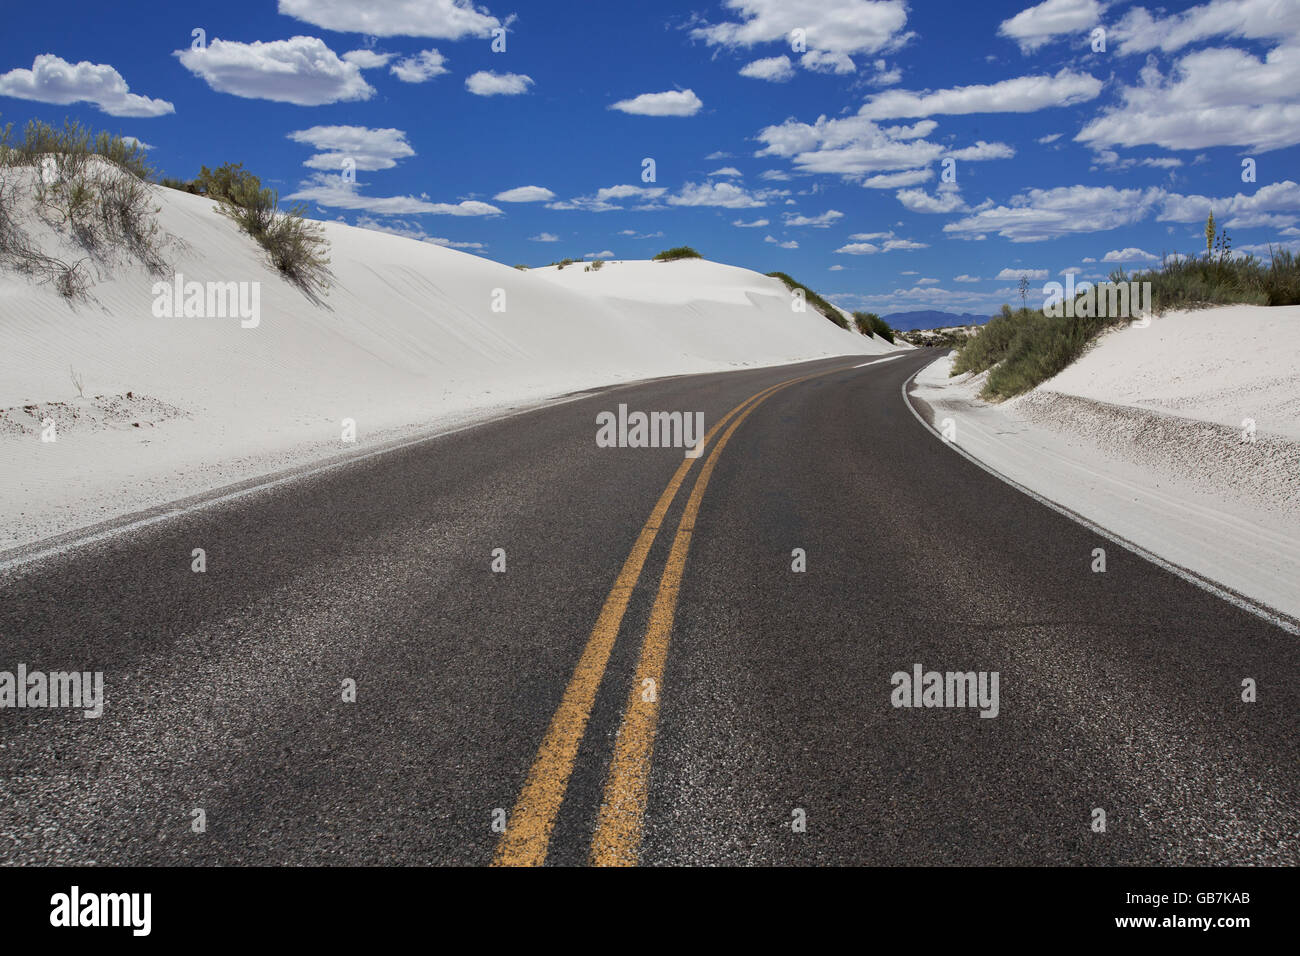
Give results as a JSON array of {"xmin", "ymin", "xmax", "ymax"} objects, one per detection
[
  {"xmin": 690, "ymin": 0, "xmax": 911, "ymax": 56},
  {"xmin": 666, "ymin": 181, "xmax": 770, "ymax": 208},
  {"xmin": 739, "ymin": 55, "xmax": 795, "ymax": 81},
  {"xmin": 943, "ymin": 184, "xmax": 1164, "ymax": 242},
  {"xmin": 609, "ymin": 89, "xmax": 703, "ymax": 116},
  {"xmin": 1101, "ymin": 247, "xmax": 1158, "ymax": 261},
  {"xmin": 1158, "ymin": 180, "xmax": 1300, "ymax": 229},
  {"xmin": 765, "ymin": 235, "xmax": 799, "ymax": 248},
  {"xmin": 465, "ymin": 70, "xmax": 533, "ymax": 95},
  {"xmin": 733, "ymin": 217, "xmax": 770, "ymax": 227},
  {"xmin": 709, "ymin": 167, "xmax": 743, "ymax": 177},
  {"xmin": 954, "ymin": 274, "xmax": 982, "ymax": 282},
  {"xmin": 1112, "ymin": 0, "xmax": 1300, "ymax": 55},
  {"xmin": 342, "ymin": 49, "xmax": 394, "ymax": 69},
  {"xmin": 860, "ymin": 68, "xmax": 1101, "ymax": 119},
  {"xmin": 801, "ymin": 50, "xmax": 856, "ymax": 74},
  {"xmin": 783, "ymin": 209, "xmax": 843, "ymax": 227},
  {"xmin": 287, "ymin": 173, "xmax": 502, "ymax": 215},
  {"xmin": 999, "ymin": 0, "xmax": 1106, "ymax": 53},
  {"xmin": 1076, "ymin": 43, "xmax": 1300, "ymax": 152},
  {"xmin": 529, "ymin": 232, "xmax": 560, "ymax": 242},
  {"xmin": 996, "ymin": 267, "xmax": 1048, "ymax": 279},
  {"xmin": 277, "ymin": 0, "xmax": 501, "ymax": 40},
  {"xmin": 391, "ymin": 50, "xmax": 449, "ymax": 82},
  {"xmin": 176, "ymin": 36, "xmax": 373, "ymax": 105},
  {"xmin": 288, "ymin": 125, "xmax": 415, "ymax": 170},
  {"xmin": 493, "ymin": 185, "xmax": 555, "ymax": 202},
  {"xmin": 0, "ymin": 53, "xmax": 173, "ymax": 116},
  {"xmin": 896, "ymin": 182, "xmax": 969, "ymax": 213}
]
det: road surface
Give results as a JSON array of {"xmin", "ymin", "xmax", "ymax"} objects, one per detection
[{"xmin": 1, "ymin": 350, "xmax": 1297, "ymax": 865}]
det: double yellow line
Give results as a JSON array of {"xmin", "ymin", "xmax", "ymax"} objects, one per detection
[{"xmin": 494, "ymin": 365, "xmax": 843, "ymax": 867}]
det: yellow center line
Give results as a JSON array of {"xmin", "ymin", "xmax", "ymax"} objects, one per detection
[
  {"xmin": 588, "ymin": 374, "xmax": 810, "ymax": 866},
  {"xmin": 493, "ymin": 375, "xmax": 800, "ymax": 866}
]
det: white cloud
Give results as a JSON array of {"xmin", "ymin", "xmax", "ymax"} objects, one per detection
[
  {"xmin": 954, "ymin": 274, "xmax": 982, "ymax": 282},
  {"xmin": 801, "ymin": 50, "xmax": 856, "ymax": 74},
  {"xmin": 948, "ymin": 141, "xmax": 1016, "ymax": 161},
  {"xmin": 391, "ymin": 49, "xmax": 449, "ymax": 83},
  {"xmin": 667, "ymin": 181, "xmax": 767, "ymax": 208},
  {"xmin": 609, "ymin": 89, "xmax": 702, "ymax": 116},
  {"xmin": 288, "ymin": 125, "xmax": 415, "ymax": 170},
  {"xmin": 764, "ymin": 235, "xmax": 799, "ymax": 248},
  {"xmin": 493, "ymin": 185, "xmax": 555, "ymax": 202},
  {"xmin": 176, "ymin": 36, "xmax": 373, "ymax": 105},
  {"xmin": 287, "ymin": 173, "xmax": 502, "ymax": 215},
  {"xmin": 784, "ymin": 209, "xmax": 843, "ymax": 227},
  {"xmin": 829, "ymin": 264, "xmax": 845, "ymax": 270},
  {"xmin": 996, "ymin": 267, "xmax": 1049, "ymax": 279},
  {"xmin": 861, "ymin": 169, "xmax": 933, "ymax": 189},
  {"xmin": 277, "ymin": 0, "xmax": 501, "ymax": 39},
  {"xmin": 465, "ymin": 70, "xmax": 533, "ymax": 95},
  {"xmin": 733, "ymin": 217, "xmax": 770, "ymax": 227},
  {"xmin": 896, "ymin": 182, "xmax": 969, "ymax": 213},
  {"xmin": 739, "ymin": 55, "xmax": 795, "ymax": 81},
  {"xmin": 1101, "ymin": 247, "xmax": 1158, "ymax": 261},
  {"xmin": 837, "ymin": 231, "xmax": 928, "ymax": 253},
  {"xmin": 917, "ymin": 277, "xmax": 940, "ymax": 285},
  {"xmin": 860, "ymin": 68, "xmax": 1102, "ymax": 119},
  {"xmin": 0, "ymin": 53, "xmax": 173, "ymax": 117},
  {"xmin": 342, "ymin": 49, "xmax": 393, "ymax": 69},
  {"xmin": 1158, "ymin": 180, "xmax": 1300, "ymax": 229},
  {"xmin": 690, "ymin": 0, "xmax": 911, "ymax": 56},
  {"xmin": 585, "ymin": 250, "xmax": 616, "ymax": 259},
  {"xmin": 1112, "ymin": 0, "xmax": 1300, "ymax": 55},
  {"xmin": 999, "ymin": 0, "xmax": 1105, "ymax": 53},
  {"xmin": 944, "ymin": 184, "xmax": 1164, "ymax": 242},
  {"xmin": 709, "ymin": 167, "xmax": 743, "ymax": 177},
  {"xmin": 1076, "ymin": 44, "xmax": 1300, "ymax": 152},
  {"xmin": 1037, "ymin": 132, "xmax": 1063, "ymax": 144},
  {"xmin": 530, "ymin": 232, "xmax": 560, "ymax": 242},
  {"xmin": 596, "ymin": 185, "xmax": 666, "ymax": 201}
]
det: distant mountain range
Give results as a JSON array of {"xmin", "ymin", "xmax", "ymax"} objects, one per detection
[{"xmin": 882, "ymin": 310, "xmax": 992, "ymax": 330}]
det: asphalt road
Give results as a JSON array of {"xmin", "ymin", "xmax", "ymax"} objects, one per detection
[{"xmin": 1, "ymin": 349, "xmax": 1297, "ymax": 866}]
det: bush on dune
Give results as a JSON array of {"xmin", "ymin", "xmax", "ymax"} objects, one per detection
[
  {"xmin": 950, "ymin": 218, "xmax": 1300, "ymax": 401},
  {"xmin": 0, "ymin": 117, "xmax": 166, "ymax": 298},
  {"xmin": 208, "ymin": 162, "xmax": 332, "ymax": 301},
  {"xmin": 652, "ymin": 246, "xmax": 702, "ymax": 261},
  {"xmin": 853, "ymin": 311, "xmax": 895, "ymax": 343},
  {"xmin": 766, "ymin": 270, "xmax": 849, "ymax": 329}
]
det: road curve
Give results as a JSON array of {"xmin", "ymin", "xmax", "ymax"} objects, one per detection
[{"xmin": 1, "ymin": 350, "xmax": 1296, "ymax": 866}]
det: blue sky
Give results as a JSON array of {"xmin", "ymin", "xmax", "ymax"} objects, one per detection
[{"xmin": 2, "ymin": 0, "xmax": 1297, "ymax": 316}]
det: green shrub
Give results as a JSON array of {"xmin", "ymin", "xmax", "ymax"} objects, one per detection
[
  {"xmin": 589, "ymin": 258, "xmax": 604, "ymax": 271},
  {"xmin": 652, "ymin": 246, "xmax": 702, "ymax": 261},
  {"xmin": 766, "ymin": 271, "xmax": 848, "ymax": 328},
  {"xmin": 853, "ymin": 311, "xmax": 895, "ymax": 343},
  {"xmin": 213, "ymin": 164, "xmax": 331, "ymax": 299}
]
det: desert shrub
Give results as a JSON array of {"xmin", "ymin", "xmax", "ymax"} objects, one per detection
[
  {"xmin": 589, "ymin": 258, "xmax": 604, "ymax": 271},
  {"xmin": 766, "ymin": 271, "xmax": 848, "ymax": 328},
  {"xmin": 212, "ymin": 167, "xmax": 330, "ymax": 299},
  {"xmin": 0, "ymin": 118, "xmax": 168, "ymax": 293},
  {"xmin": 513, "ymin": 263, "xmax": 529, "ymax": 271},
  {"xmin": 159, "ymin": 176, "xmax": 201, "ymax": 195},
  {"xmin": 853, "ymin": 311, "xmax": 894, "ymax": 343},
  {"xmin": 652, "ymin": 246, "xmax": 702, "ymax": 261}
]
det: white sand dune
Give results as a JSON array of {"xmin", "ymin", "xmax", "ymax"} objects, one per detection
[
  {"xmin": 911, "ymin": 307, "xmax": 1300, "ymax": 624},
  {"xmin": 0, "ymin": 172, "xmax": 897, "ymax": 550}
]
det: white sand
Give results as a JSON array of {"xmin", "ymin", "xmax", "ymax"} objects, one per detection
[
  {"xmin": 0, "ymin": 170, "xmax": 898, "ymax": 550},
  {"xmin": 910, "ymin": 306, "xmax": 1300, "ymax": 623}
]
